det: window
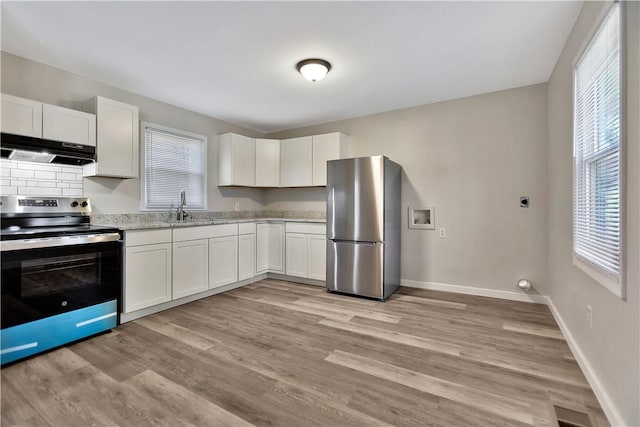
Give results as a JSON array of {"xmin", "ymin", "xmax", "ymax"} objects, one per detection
[
  {"xmin": 141, "ymin": 122, "xmax": 207, "ymax": 210},
  {"xmin": 573, "ymin": 2, "xmax": 624, "ymax": 297}
]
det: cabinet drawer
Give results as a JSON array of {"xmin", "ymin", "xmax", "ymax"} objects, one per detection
[
  {"xmin": 197, "ymin": 223, "xmax": 238, "ymax": 239},
  {"xmin": 126, "ymin": 229, "xmax": 172, "ymax": 247},
  {"xmin": 173, "ymin": 226, "xmax": 213, "ymax": 242},
  {"xmin": 238, "ymin": 222, "xmax": 256, "ymax": 235},
  {"xmin": 285, "ymin": 222, "xmax": 326, "ymax": 235}
]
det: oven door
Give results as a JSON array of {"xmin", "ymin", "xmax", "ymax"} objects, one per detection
[{"xmin": 1, "ymin": 234, "xmax": 123, "ymax": 329}]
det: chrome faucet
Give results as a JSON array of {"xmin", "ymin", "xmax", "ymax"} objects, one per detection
[{"xmin": 176, "ymin": 190, "xmax": 189, "ymax": 221}]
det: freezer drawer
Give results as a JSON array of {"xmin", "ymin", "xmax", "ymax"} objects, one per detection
[{"xmin": 327, "ymin": 240, "xmax": 384, "ymax": 299}]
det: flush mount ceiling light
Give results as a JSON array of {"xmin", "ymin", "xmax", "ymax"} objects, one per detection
[{"xmin": 296, "ymin": 58, "xmax": 331, "ymax": 82}]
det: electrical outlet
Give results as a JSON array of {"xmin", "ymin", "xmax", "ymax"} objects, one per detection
[
  {"xmin": 439, "ymin": 227, "xmax": 446, "ymax": 238},
  {"xmin": 234, "ymin": 202, "xmax": 240, "ymax": 212},
  {"xmin": 587, "ymin": 305, "xmax": 593, "ymax": 328}
]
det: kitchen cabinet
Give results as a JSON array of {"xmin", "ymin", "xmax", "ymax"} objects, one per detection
[
  {"xmin": 307, "ymin": 234, "xmax": 327, "ymax": 280},
  {"xmin": 268, "ymin": 223, "xmax": 285, "ymax": 273},
  {"xmin": 255, "ymin": 138, "xmax": 280, "ymax": 187},
  {"xmin": 83, "ymin": 96, "xmax": 139, "ymax": 178},
  {"xmin": 218, "ymin": 133, "xmax": 255, "ymax": 186},
  {"xmin": 124, "ymin": 229, "xmax": 172, "ymax": 313},
  {"xmin": 280, "ymin": 136, "xmax": 312, "ymax": 187},
  {"xmin": 256, "ymin": 223, "xmax": 269, "ymax": 274},
  {"xmin": 312, "ymin": 132, "xmax": 348, "ymax": 186},
  {"xmin": 42, "ymin": 104, "xmax": 96, "ymax": 147},
  {"xmin": 172, "ymin": 228, "xmax": 209, "ymax": 299},
  {"xmin": 256, "ymin": 222, "xmax": 285, "ymax": 274},
  {"xmin": 208, "ymin": 224, "xmax": 238, "ymax": 289},
  {"xmin": 285, "ymin": 233, "xmax": 308, "ymax": 277},
  {"xmin": 238, "ymin": 223, "xmax": 256, "ymax": 281},
  {"xmin": 1, "ymin": 93, "xmax": 42, "ymax": 138},
  {"xmin": 285, "ymin": 222, "xmax": 326, "ymax": 280}
]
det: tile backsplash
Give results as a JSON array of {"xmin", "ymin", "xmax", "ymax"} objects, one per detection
[{"xmin": 0, "ymin": 159, "xmax": 84, "ymax": 196}]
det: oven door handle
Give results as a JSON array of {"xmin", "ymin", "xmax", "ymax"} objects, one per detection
[{"xmin": 1, "ymin": 233, "xmax": 122, "ymax": 251}]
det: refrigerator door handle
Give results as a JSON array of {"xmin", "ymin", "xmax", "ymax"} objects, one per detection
[{"xmin": 331, "ymin": 239, "xmax": 379, "ymax": 245}]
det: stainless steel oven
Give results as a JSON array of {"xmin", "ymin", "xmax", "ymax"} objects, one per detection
[{"xmin": 1, "ymin": 196, "xmax": 122, "ymax": 365}]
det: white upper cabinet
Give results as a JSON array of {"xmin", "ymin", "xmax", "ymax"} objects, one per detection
[
  {"xmin": 218, "ymin": 133, "xmax": 256, "ymax": 186},
  {"xmin": 280, "ymin": 136, "xmax": 313, "ymax": 187},
  {"xmin": 42, "ymin": 104, "xmax": 96, "ymax": 147},
  {"xmin": 255, "ymin": 138, "xmax": 280, "ymax": 187},
  {"xmin": 1, "ymin": 94, "xmax": 43, "ymax": 138},
  {"xmin": 312, "ymin": 132, "xmax": 348, "ymax": 186},
  {"xmin": 218, "ymin": 132, "xmax": 348, "ymax": 188},
  {"xmin": 83, "ymin": 96, "xmax": 139, "ymax": 178}
]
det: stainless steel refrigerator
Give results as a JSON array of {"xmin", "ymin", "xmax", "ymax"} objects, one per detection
[{"xmin": 326, "ymin": 155, "xmax": 401, "ymax": 300}]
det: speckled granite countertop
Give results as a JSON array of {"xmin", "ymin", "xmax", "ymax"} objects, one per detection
[{"xmin": 92, "ymin": 210, "xmax": 326, "ymax": 231}]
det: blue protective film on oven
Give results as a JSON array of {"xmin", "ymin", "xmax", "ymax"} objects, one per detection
[{"xmin": 0, "ymin": 299, "xmax": 117, "ymax": 365}]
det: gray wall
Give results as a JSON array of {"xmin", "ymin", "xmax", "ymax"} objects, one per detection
[
  {"xmin": 547, "ymin": 1, "xmax": 639, "ymax": 425},
  {"xmin": 1, "ymin": 52, "xmax": 266, "ymax": 214},
  {"xmin": 267, "ymin": 84, "xmax": 549, "ymax": 295}
]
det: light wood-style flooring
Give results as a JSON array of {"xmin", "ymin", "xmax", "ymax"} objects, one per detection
[{"xmin": 1, "ymin": 279, "xmax": 608, "ymax": 426}]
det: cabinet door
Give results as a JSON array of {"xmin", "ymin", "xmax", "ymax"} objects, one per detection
[
  {"xmin": 42, "ymin": 104, "xmax": 96, "ymax": 146},
  {"xmin": 232, "ymin": 134, "xmax": 256, "ymax": 186},
  {"xmin": 125, "ymin": 243, "xmax": 172, "ymax": 312},
  {"xmin": 308, "ymin": 234, "xmax": 327, "ymax": 280},
  {"xmin": 218, "ymin": 133, "xmax": 255, "ymax": 186},
  {"xmin": 1, "ymin": 94, "xmax": 42, "ymax": 137},
  {"xmin": 268, "ymin": 223, "xmax": 285, "ymax": 273},
  {"xmin": 255, "ymin": 139, "xmax": 280, "ymax": 187},
  {"xmin": 238, "ymin": 233, "xmax": 256, "ymax": 281},
  {"xmin": 312, "ymin": 133, "xmax": 344, "ymax": 186},
  {"xmin": 280, "ymin": 136, "xmax": 312, "ymax": 187},
  {"xmin": 172, "ymin": 239, "xmax": 209, "ymax": 299},
  {"xmin": 92, "ymin": 97, "xmax": 139, "ymax": 178},
  {"xmin": 285, "ymin": 233, "xmax": 308, "ymax": 277},
  {"xmin": 210, "ymin": 235, "xmax": 238, "ymax": 288},
  {"xmin": 256, "ymin": 224, "xmax": 269, "ymax": 274}
]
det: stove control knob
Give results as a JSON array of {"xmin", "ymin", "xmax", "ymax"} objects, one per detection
[
  {"xmin": 70, "ymin": 201, "xmax": 79, "ymax": 208},
  {"xmin": 80, "ymin": 201, "xmax": 88, "ymax": 208}
]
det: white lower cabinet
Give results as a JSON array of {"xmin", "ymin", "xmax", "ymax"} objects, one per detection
[
  {"xmin": 286, "ymin": 233, "xmax": 308, "ymax": 277},
  {"xmin": 124, "ymin": 229, "xmax": 172, "ymax": 313},
  {"xmin": 308, "ymin": 234, "xmax": 327, "ymax": 280},
  {"xmin": 256, "ymin": 222, "xmax": 285, "ymax": 275},
  {"xmin": 256, "ymin": 224, "xmax": 269, "ymax": 274},
  {"xmin": 238, "ymin": 223, "xmax": 256, "ymax": 281},
  {"xmin": 123, "ymin": 221, "xmax": 326, "ymax": 319},
  {"xmin": 268, "ymin": 224, "xmax": 285, "ymax": 273},
  {"xmin": 285, "ymin": 222, "xmax": 326, "ymax": 280},
  {"xmin": 172, "ymin": 239, "xmax": 209, "ymax": 299},
  {"xmin": 210, "ymin": 235, "xmax": 238, "ymax": 289}
]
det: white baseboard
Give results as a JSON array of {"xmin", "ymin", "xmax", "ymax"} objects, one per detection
[
  {"xmin": 400, "ymin": 279, "xmax": 548, "ymax": 304},
  {"xmin": 545, "ymin": 298, "xmax": 625, "ymax": 427}
]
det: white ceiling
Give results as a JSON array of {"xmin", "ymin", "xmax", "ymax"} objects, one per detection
[{"xmin": 1, "ymin": 1, "xmax": 583, "ymax": 134}]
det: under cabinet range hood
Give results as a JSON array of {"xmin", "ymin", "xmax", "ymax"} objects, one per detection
[{"xmin": 1, "ymin": 132, "xmax": 95, "ymax": 165}]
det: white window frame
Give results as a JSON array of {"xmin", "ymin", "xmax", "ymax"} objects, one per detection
[
  {"xmin": 572, "ymin": 1, "xmax": 626, "ymax": 299},
  {"xmin": 140, "ymin": 121, "xmax": 208, "ymax": 211}
]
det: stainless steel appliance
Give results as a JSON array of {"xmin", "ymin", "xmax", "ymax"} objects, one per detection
[
  {"xmin": 1, "ymin": 133, "xmax": 96, "ymax": 165},
  {"xmin": 0, "ymin": 196, "xmax": 122, "ymax": 365},
  {"xmin": 326, "ymin": 155, "xmax": 401, "ymax": 300}
]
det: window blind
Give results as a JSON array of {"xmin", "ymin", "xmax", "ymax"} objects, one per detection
[
  {"xmin": 143, "ymin": 123, "xmax": 207, "ymax": 210},
  {"xmin": 573, "ymin": 3, "xmax": 622, "ymax": 289}
]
